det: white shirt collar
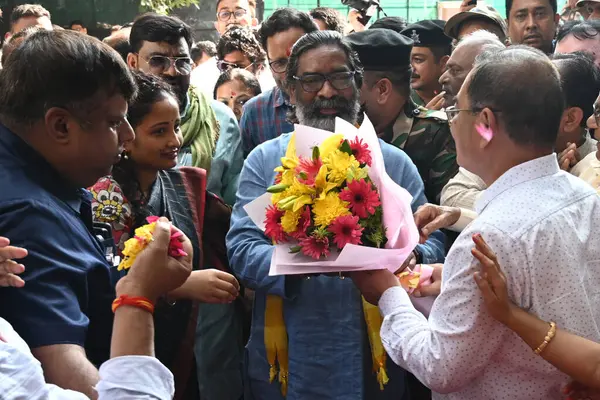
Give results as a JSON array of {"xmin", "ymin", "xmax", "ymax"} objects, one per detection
[{"xmin": 476, "ymin": 153, "xmax": 560, "ymax": 214}]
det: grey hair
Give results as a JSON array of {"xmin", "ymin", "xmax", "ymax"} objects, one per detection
[
  {"xmin": 467, "ymin": 45, "xmax": 564, "ymax": 148},
  {"xmin": 455, "ymin": 29, "xmax": 505, "ymax": 52}
]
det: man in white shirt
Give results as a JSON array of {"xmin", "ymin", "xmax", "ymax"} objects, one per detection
[
  {"xmin": 351, "ymin": 46, "xmax": 600, "ymax": 399},
  {"xmin": 442, "ymin": 51, "xmax": 600, "ymax": 214}
]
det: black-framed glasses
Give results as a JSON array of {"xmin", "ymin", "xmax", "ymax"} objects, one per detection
[
  {"xmin": 269, "ymin": 58, "xmax": 289, "ymax": 73},
  {"xmin": 138, "ymin": 54, "xmax": 193, "ymax": 75},
  {"xmin": 444, "ymin": 105, "xmax": 502, "ymax": 121},
  {"xmin": 293, "ymin": 71, "xmax": 356, "ymax": 93},
  {"xmin": 217, "ymin": 60, "xmax": 255, "ymax": 73},
  {"xmin": 217, "ymin": 8, "xmax": 248, "ymax": 22}
]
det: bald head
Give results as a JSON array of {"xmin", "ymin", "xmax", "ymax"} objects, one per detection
[
  {"xmin": 467, "ymin": 45, "xmax": 563, "ymax": 148},
  {"xmin": 439, "ymin": 30, "xmax": 505, "ymax": 106}
]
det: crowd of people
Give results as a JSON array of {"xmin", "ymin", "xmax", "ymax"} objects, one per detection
[{"xmin": 0, "ymin": 0, "xmax": 600, "ymax": 399}]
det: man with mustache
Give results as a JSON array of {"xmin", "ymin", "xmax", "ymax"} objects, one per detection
[
  {"xmin": 347, "ymin": 28, "xmax": 457, "ymax": 203},
  {"xmin": 400, "ymin": 20, "xmax": 452, "ymax": 107},
  {"xmin": 506, "ymin": 0, "xmax": 559, "ymax": 54},
  {"xmin": 128, "ymin": 13, "xmax": 243, "ymax": 205},
  {"xmin": 227, "ymin": 30, "xmax": 445, "ymax": 400},
  {"xmin": 439, "ymin": 30, "xmax": 505, "ymax": 113}
]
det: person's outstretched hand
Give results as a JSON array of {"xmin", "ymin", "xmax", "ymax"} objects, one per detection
[
  {"xmin": 414, "ymin": 204, "xmax": 461, "ymax": 243},
  {"xmin": 471, "ymin": 233, "xmax": 514, "ymax": 325},
  {"xmin": 116, "ymin": 217, "xmax": 193, "ymax": 301},
  {"xmin": 0, "ymin": 236, "xmax": 27, "ymax": 287}
]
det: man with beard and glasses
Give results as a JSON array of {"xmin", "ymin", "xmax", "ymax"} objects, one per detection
[
  {"xmin": 227, "ymin": 30, "xmax": 445, "ymax": 400},
  {"xmin": 506, "ymin": 0, "xmax": 559, "ymax": 54},
  {"xmin": 128, "ymin": 13, "xmax": 242, "ymax": 205},
  {"xmin": 239, "ymin": 8, "xmax": 318, "ymax": 157},
  {"xmin": 400, "ymin": 20, "xmax": 452, "ymax": 108},
  {"xmin": 347, "ymin": 28, "xmax": 457, "ymax": 204}
]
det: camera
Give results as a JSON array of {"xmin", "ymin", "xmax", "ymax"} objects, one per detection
[{"xmin": 341, "ymin": 0, "xmax": 384, "ymax": 26}]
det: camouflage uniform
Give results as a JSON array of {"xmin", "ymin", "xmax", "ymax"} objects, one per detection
[
  {"xmin": 381, "ymin": 99, "xmax": 458, "ymax": 203},
  {"xmin": 410, "ymin": 89, "xmax": 426, "ymax": 107}
]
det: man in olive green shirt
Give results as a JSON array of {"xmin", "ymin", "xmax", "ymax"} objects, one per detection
[{"xmin": 347, "ymin": 28, "xmax": 457, "ymax": 203}]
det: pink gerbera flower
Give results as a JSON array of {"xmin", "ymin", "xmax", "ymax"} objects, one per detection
[
  {"xmin": 349, "ymin": 137, "xmax": 372, "ymax": 166},
  {"xmin": 339, "ymin": 179, "xmax": 381, "ymax": 218},
  {"xmin": 264, "ymin": 205, "xmax": 286, "ymax": 243},
  {"xmin": 295, "ymin": 156, "xmax": 323, "ymax": 186},
  {"xmin": 328, "ymin": 215, "xmax": 364, "ymax": 249},
  {"xmin": 300, "ymin": 234, "xmax": 330, "ymax": 259},
  {"xmin": 290, "ymin": 206, "xmax": 312, "ymax": 240}
]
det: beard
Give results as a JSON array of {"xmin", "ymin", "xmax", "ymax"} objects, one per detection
[
  {"xmin": 295, "ymin": 92, "xmax": 361, "ymax": 132},
  {"xmin": 162, "ymin": 74, "xmax": 190, "ymax": 113}
]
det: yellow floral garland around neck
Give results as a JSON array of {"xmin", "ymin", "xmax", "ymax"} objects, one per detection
[{"xmin": 264, "ymin": 294, "xmax": 389, "ymax": 396}]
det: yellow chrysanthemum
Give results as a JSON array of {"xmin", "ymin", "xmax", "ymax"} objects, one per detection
[
  {"xmin": 281, "ymin": 208, "xmax": 302, "ymax": 233},
  {"xmin": 272, "ymin": 178, "xmax": 315, "ymax": 208},
  {"xmin": 319, "ymin": 134, "xmax": 344, "ymax": 159},
  {"xmin": 312, "ymin": 192, "xmax": 350, "ymax": 227},
  {"xmin": 118, "ymin": 222, "xmax": 157, "ymax": 271},
  {"xmin": 324, "ymin": 150, "xmax": 360, "ymax": 185}
]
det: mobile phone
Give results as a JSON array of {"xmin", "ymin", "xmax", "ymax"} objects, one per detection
[{"xmin": 466, "ymin": 0, "xmax": 477, "ymax": 6}]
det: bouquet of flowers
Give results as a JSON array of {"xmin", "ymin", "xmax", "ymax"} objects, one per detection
[
  {"xmin": 265, "ymin": 132, "xmax": 387, "ymax": 259},
  {"xmin": 244, "ymin": 116, "xmax": 421, "ymax": 275}
]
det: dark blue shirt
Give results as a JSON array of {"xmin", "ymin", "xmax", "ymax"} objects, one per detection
[{"xmin": 0, "ymin": 125, "xmax": 115, "ymax": 366}]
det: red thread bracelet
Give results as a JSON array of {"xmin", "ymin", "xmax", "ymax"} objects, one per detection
[{"xmin": 112, "ymin": 295, "xmax": 155, "ymax": 314}]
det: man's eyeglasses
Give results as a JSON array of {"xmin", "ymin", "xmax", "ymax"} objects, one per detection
[
  {"xmin": 269, "ymin": 59, "xmax": 289, "ymax": 73},
  {"xmin": 444, "ymin": 105, "xmax": 502, "ymax": 121},
  {"xmin": 217, "ymin": 60, "xmax": 255, "ymax": 73},
  {"xmin": 217, "ymin": 8, "xmax": 248, "ymax": 22},
  {"xmin": 293, "ymin": 71, "xmax": 356, "ymax": 93},
  {"xmin": 138, "ymin": 54, "xmax": 193, "ymax": 75}
]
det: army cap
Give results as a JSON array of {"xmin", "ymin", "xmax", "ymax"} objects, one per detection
[
  {"xmin": 444, "ymin": 5, "xmax": 508, "ymax": 40},
  {"xmin": 346, "ymin": 28, "xmax": 413, "ymax": 71},
  {"xmin": 400, "ymin": 19, "xmax": 453, "ymax": 47},
  {"xmin": 576, "ymin": 0, "xmax": 600, "ymax": 7}
]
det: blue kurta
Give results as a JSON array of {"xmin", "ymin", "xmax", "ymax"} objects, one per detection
[{"xmin": 226, "ymin": 133, "xmax": 446, "ymax": 400}]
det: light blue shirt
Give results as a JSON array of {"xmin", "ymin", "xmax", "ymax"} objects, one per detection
[
  {"xmin": 227, "ymin": 133, "xmax": 445, "ymax": 400},
  {"xmin": 177, "ymin": 98, "xmax": 243, "ymax": 206},
  {"xmin": 207, "ymin": 100, "xmax": 243, "ymax": 205}
]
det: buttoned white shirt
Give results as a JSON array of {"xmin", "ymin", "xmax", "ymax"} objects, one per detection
[
  {"xmin": 379, "ymin": 154, "xmax": 600, "ymax": 399},
  {"xmin": 0, "ymin": 317, "xmax": 174, "ymax": 399}
]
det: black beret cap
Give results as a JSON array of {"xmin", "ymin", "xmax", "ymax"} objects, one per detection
[
  {"xmin": 400, "ymin": 19, "xmax": 453, "ymax": 47},
  {"xmin": 369, "ymin": 16, "xmax": 407, "ymax": 33},
  {"xmin": 346, "ymin": 28, "xmax": 413, "ymax": 71}
]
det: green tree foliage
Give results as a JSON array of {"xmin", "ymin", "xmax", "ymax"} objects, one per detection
[{"xmin": 140, "ymin": 0, "xmax": 199, "ymax": 14}]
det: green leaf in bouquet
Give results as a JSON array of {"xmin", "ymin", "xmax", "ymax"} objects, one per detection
[
  {"xmin": 267, "ymin": 183, "xmax": 290, "ymax": 193},
  {"xmin": 312, "ymin": 145, "xmax": 320, "ymax": 161},
  {"xmin": 365, "ymin": 226, "xmax": 385, "ymax": 248},
  {"xmin": 289, "ymin": 245, "xmax": 302, "ymax": 254},
  {"xmin": 339, "ymin": 139, "xmax": 353, "ymax": 156}
]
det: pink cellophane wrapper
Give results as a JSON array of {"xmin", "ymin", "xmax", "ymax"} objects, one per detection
[{"xmin": 244, "ymin": 115, "xmax": 420, "ymax": 276}]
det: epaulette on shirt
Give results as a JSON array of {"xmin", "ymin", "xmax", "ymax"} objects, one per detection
[{"xmin": 412, "ymin": 105, "xmax": 448, "ymax": 123}]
